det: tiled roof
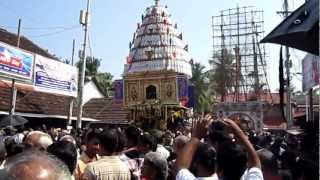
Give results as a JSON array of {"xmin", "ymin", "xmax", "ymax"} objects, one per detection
[
  {"xmin": 0, "ymin": 28, "xmax": 57, "ymax": 60},
  {"xmin": 82, "ymin": 98, "xmax": 129, "ymax": 124},
  {"xmin": 0, "ymin": 86, "xmax": 129, "ymax": 124}
]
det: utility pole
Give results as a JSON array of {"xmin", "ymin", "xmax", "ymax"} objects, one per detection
[
  {"xmin": 77, "ymin": 0, "xmax": 90, "ymax": 130},
  {"xmin": 67, "ymin": 39, "xmax": 76, "ymax": 128},
  {"xmin": 9, "ymin": 19, "xmax": 21, "ymax": 118},
  {"xmin": 309, "ymin": 89, "xmax": 313, "ymax": 121},
  {"xmin": 17, "ymin": 19, "xmax": 21, "ymax": 47},
  {"xmin": 305, "ymin": 92, "xmax": 309, "ymax": 122},
  {"xmin": 284, "ymin": 0, "xmax": 293, "ymax": 128},
  {"xmin": 71, "ymin": 39, "xmax": 75, "ymax": 65}
]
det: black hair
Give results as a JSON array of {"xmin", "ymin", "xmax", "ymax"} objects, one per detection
[
  {"xmin": 16, "ymin": 126, "xmax": 24, "ymax": 133},
  {"xmin": 217, "ymin": 142, "xmax": 247, "ymax": 180},
  {"xmin": 116, "ymin": 129, "xmax": 127, "ymax": 153},
  {"xmin": 124, "ymin": 126, "xmax": 141, "ymax": 147},
  {"xmin": 5, "ymin": 138, "xmax": 24, "ymax": 158},
  {"xmin": 139, "ymin": 133, "xmax": 157, "ymax": 152},
  {"xmin": 193, "ymin": 143, "xmax": 216, "ymax": 174},
  {"xmin": 86, "ymin": 129, "xmax": 100, "ymax": 142},
  {"xmin": 4, "ymin": 127, "xmax": 14, "ymax": 136},
  {"xmin": 208, "ymin": 121, "xmax": 232, "ymax": 145},
  {"xmin": 99, "ymin": 129, "xmax": 119, "ymax": 153},
  {"xmin": 47, "ymin": 141, "xmax": 77, "ymax": 174}
]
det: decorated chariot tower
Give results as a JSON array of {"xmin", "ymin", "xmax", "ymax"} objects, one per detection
[{"xmin": 115, "ymin": 0, "xmax": 193, "ymax": 129}]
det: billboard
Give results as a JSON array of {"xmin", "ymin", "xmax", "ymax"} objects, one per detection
[
  {"xmin": 302, "ymin": 54, "xmax": 320, "ymax": 92},
  {"xmin": 0, "ymin": 42, "xmax": 34, "ymax": 80},
  {"xmin": 34, "ymin": 55, "xmax": 78, "ymax": 97}
]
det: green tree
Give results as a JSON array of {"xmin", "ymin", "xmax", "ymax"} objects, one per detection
[
  {"xmin": 209, "ymin": 49, "xmax": 235, "ymax": 102},
  {"xmin": 190, "ymin": 62, "xmax": 210, "ymax": 114},
  {"xmin": 76, "ymin": 56, "xmax": 101, "ymax": 77},
  {"xmin": 77, "ymin": 56, "xmax": 113, "ymax": 97},
  {"xmin": 95, "ymin": 72, "xmax": 113, "ymax": 96}
]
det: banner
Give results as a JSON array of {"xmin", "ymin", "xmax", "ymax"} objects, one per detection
[
  {"xmin": 187, "ymin": 85, "xmax": 194, "ymax": 108},
  {"xmin": 34, "ymin": 55, "xmax": 78, "ymax": 97},
  {"xmin": 114, "ymin": 80, "xmax": 123, "ymax": 103},
  {"xmin": 0, "ymin": 42, "xmax": 34, "ymax": 80},
  {"xmin": 177, "ymin": 75, "xmax": 188, "ymax": 106},
  {"xmin": 302, "ymin": 54, "xmax": 320, "ymax": 92}
]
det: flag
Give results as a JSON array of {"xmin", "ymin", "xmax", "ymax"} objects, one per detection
[
  {"xmin": 184, "ymin": 45, "xmax": 189, "ymax": 52},
  {"xmin": 279, "ymin": 46, "xmax": 286, "ymax": 121},
  {"xmin": 126, "ymin": 56, "xmax": 133, "ymax": 64}
]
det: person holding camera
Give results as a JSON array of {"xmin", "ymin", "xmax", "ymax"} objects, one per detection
[{"xmin": 175, "ymin": 116, "xmax": 263, "ymax": 180}]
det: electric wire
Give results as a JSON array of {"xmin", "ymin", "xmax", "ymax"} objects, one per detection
[
  {"xmin": 0, "ymin": 25, "xmax": 79, "ymax": 31},
  {"xmin": 30, "ymin": 25, "xmax": 80, "ymax": 38},
  {"xmin": 88, "ymin": 31, "xmax": 93, "ymax": 58}
]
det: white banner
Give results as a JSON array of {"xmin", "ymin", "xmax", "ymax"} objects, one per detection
[
  {"xmin": 302, "ymin": 54, "xmax": 320, "ymax": 92},
  {"xmin": 34, "ymin": 55, "xmax": 78, "ymax": 97}
]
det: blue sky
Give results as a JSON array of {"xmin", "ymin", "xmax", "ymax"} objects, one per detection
[{"xmin": 0, "ymin": 0, "xmax": 305, "ymax": 91}]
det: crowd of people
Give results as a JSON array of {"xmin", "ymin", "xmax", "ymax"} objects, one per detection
[{"xmin": 0, "ymin": 115, "xmax": 317, "ymax": 180}]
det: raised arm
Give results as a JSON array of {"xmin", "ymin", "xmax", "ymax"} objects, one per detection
[
  {"xmin": 220, "ymin": 119, "xmax": 261, "ymax": 169},
  {"xmin": 175, "ymin": 116, "xmax": 212, "ymax": 171}
]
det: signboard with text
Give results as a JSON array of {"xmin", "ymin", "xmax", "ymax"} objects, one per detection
[
  {"xmin": 34, "ymin": 55, "xmax": 78, "ymax": 97},
  {"xmin": 0, "ymin": 42, "xmax": 34, "ymax": 80}
]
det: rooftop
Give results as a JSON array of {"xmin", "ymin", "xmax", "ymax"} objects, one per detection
[
  {"xmin": 0, "ymin": 86, "xmax": 129, "ymax": 124},
  {"xmin": 0, "ymin": 28, "xmax": 57, "ymax": 60}
]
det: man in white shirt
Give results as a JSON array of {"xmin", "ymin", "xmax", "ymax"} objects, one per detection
[
  {"xmin": 218, "ymin": 119, "xmax": 264, "ymax": 180},
  {"xmin": 175, "ymin": 116, "xmax": 264, "ymax": 180},
  {"xmin": 13, "ymin": 126, "xmax": 24, "ymax": 144},
  {"xmin": 175, "ymin": 143, "xmax": 219, "ymax": 180},
  {"xmin": 175, "ymin": 116, "xmax": 219, "ymax": 180},
  {"xmin": 156, "ymin": 144, "xmax": 170, "ymax": 159}
]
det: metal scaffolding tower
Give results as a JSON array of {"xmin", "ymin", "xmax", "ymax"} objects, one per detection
[{"xmin": 212, "ymin": 6, "xmax": 271, "ymax": 102}]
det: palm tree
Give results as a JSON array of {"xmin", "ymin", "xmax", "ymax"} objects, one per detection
[
  {"xmin": 209, "ymin": 49, "xmax": 235, "ymax": 102},
  {"xmin": 77, "ymin": 56, "xmax": 101, "ymax": 78},
  {"xmin": 76, "ymin": 56, "xmax": 113, "ymax": 97},
  {"xmin": 190, "ymin": 62, "xmax": 210, "ymax": 114},
  {"xmin": 95, "ymin": 72, "xmax": 113, "ymax": 97}
]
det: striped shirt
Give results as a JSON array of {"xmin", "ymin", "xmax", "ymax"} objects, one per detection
[{"xmin": 82, "ymin": 156, "xmax": 131, "ymax": 180}]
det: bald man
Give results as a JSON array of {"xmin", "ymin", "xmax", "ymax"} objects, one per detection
[
  {"xmin": 1, "ymin": 150, "xmax": 72, "ymax": 180},
  {"xmin": 24, "ymin": 131, "xmax": 53, "ymax": 150}
]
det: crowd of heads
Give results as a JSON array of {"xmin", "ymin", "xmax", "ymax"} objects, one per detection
[{"xmin": 0, "ymin": 117, "xmax": 316, "ymax": 180}]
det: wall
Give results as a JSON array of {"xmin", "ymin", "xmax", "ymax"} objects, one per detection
[{"xmin": 123, "ymin": 72, "xmax": 179, "ymax": 107}]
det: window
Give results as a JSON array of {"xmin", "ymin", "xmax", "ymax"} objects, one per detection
[{"xmin": 146, "ymin": 85, "xmax": 157, "ymax": 99}]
